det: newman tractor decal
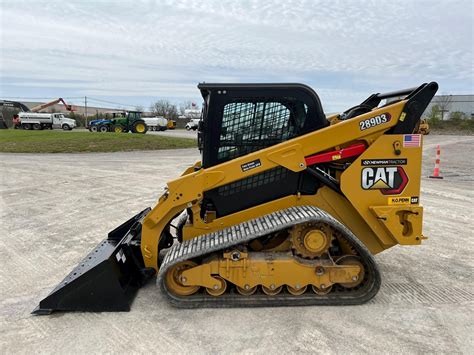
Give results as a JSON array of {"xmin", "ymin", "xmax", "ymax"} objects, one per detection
[{"xmin": 361, "ymin": 165, "xmax": 409, "ymax": 195}]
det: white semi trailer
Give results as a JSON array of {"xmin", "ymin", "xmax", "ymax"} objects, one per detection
[{"xmin": 17, "ymin": 112, "xmax": 76, "ymax": 130}]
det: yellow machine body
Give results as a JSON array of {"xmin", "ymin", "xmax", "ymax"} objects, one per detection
[
  {"xmin": 141, "ymin": 100, "xmax": 424, "ymax": 271},
  {"xmin": 141, "ymin": 101, "xmax": 423, "ymax": 269},
  {"xmin": 34, "ymin": 82, "xmax": 438, "ymax": 313}
]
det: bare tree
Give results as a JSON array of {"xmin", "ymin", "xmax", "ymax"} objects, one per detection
[
  {"xmin": 150, "ymin": 100, "xmax": 179, "ymax": 120},
  {"xmin": 179, "ymin": 100, "xmax": 193, "ymax": 115},
  {"xmin": 436, "ymin": 95, "xmax": 452, "ymax": 120},
  {"xmin": 135, "ymin": 105, "xmax": 144, "ymax": 113}
]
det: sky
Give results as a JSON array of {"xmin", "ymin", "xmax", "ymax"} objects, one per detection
[{"xmin": 0, "ymin": 0, "xmax": 473, "ymax": 112}]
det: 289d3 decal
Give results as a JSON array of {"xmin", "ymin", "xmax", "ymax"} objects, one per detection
[{"xmin": 359, "ymin": 113, "xmax": 391, "ymax": 131}]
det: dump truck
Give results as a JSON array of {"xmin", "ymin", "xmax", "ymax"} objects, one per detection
[{"xmin": 34, "ymin": 81, "xmax": 438, "ymax": 314}]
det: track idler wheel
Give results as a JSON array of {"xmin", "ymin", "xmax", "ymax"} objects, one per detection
[
  {"xmin": 165, "ymin": 261, "xmax": 200, "ymax": 296},
  {"xmin": 336, "ymin": 255, "xmax": 365, "ymax": 288},
  {"xmin": 205, "ymin": 276, "xmax": 227, "ymax": 297}
]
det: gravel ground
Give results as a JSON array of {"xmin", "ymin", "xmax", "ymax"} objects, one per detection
[
  {"xmin": 147, "ymin": 129, "xmax": 197, "ymax": 139},
  {"xmin": 0, "ymin": 135, "xmax": 472, "ymax": 354},
  {"xmin": 73, "ymin": 127, "xmax": 199, "ymax": 140}
]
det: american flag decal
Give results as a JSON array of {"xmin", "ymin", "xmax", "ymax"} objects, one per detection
[{"xmin": 403, "ymin": 134, "xmax": 421, "ymax": 147}]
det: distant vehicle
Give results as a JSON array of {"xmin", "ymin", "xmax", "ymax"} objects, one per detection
[
  {"xmin": 178, "ymin": 104, "xmax": 201, "ymax": 128},
  {"xmin": 87, "ymin": 112, "xmax": 125, "ymax": 132},
  {"xmin": 1, "ymin": 98, "xmax": 76, "ymax": 130},
  {"xmin": 0, "ymin": 100, "xmax": 30, "ymax": 113},
  {"xmin": 167, "ymin": 119, "xmax": 176, "ymax": 130},
  {"xmin": 0, "ymin": 100, "xmax": 29, "ymax": 129},
  {"xmin": 87, "ymin": 119, "xmax": 112, "ymax": 132},
  {"xmin": 417, "ymin": 119, "xmax": 430, "ymax": 135},
  {"xmin": 143, "ymin": 116, "xmax": 168, "ymax": 131},
  {"xmin": 88, "ymin": 111, "xmax": 147, "ymax": 134},
  {"xmin": 185, "ymin": 118, "xmax": 200, "ymax": 131},
  {"xmin": 17, "ymin": 112, "xmax": 76, "ymax": 130},
  {"xmin": 110, "ymin": 111, "xmax": 148, "ymax": 134}
]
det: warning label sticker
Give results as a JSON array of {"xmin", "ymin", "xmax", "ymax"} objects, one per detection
[{"xmin": 241, "ymin": 159, "xmax": 261, "ymax": 172}]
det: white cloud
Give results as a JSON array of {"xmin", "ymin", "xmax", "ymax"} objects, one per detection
[{"xmin": 1, "ymin": 0, "xmax": 472, "ymax": 111}]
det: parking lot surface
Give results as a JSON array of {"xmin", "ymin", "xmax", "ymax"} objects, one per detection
[
  {"xmin": 75, "ymin": 127, "xmax": 198, "ymax": 139},
  {"xmin": 148, "ymin": 128, "xmax": 197, "ymax": 139},
  {"xmin": 0, "ymin": 135, "xmax": 472, "ymax": 353}
]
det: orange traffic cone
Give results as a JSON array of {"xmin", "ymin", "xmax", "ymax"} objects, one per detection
[{"xmin": 429, "ymin": 145, "xmax": 443, "ymax": 179}]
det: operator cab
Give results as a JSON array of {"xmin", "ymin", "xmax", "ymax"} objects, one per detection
[
  {"xmin": 127, "ymin": 111, "xmax": 142, "ymax": 121},
  {"xmin": 197, "ymin": 83, "xmax": 329, "ymax": 217},
  {"xmin": 198, "ymin": 83, "xmax": 328, "ymax": 168}
]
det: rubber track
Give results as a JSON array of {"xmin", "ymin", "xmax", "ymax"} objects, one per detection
[{"xmin": 157, "ymin": 205, "xmax": 381, "ymax": 308}]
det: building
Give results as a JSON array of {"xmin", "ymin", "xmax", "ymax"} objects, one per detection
[{"xmin": 424, "ymin": 95, "xmax": 473, "ymax": 120}]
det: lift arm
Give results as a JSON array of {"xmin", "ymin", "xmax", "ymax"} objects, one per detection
[{"xmin": 30, "ymin": 98, "xmax": 75, "ymax": 112}]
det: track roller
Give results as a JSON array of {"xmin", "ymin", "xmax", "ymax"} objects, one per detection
[
  {"xmin": 205, "ymin": 276, "xmax": 227, "ymax": 297},
  {"xmin": 236, "ymin": 285, "xmax": 258, "ymax": 296},
  {"xmin": 312, "ymin": 285, "xmax": 332, "ymax": 295},
  {"xmin": 262, "ymin": 285, "xmax": 283, "ymax": 295},
  {"xmin": 286, "ymin": 285, "xmax": 307, "ymax": 295}
]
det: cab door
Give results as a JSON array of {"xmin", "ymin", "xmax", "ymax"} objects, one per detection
[{"xmin": 52, "ymin": 114, "xmax": 61, "ymax": 128}]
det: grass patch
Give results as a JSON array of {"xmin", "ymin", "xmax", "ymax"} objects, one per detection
[{"xmin": 0, "ymin": 130, "xmax": 197, "ymax": 153}]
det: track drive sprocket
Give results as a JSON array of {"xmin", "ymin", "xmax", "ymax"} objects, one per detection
[{"xmin": 290, "ymin": 222, "xmax": 334, "ymax": 259}]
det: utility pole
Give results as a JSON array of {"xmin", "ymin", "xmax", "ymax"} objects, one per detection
[{"xmin": 85, "ymin": 96, "xmax": 88, "ymax": 127}]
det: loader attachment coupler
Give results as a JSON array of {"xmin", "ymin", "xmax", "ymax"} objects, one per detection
[{"xmin": 33, "ymin": 208, "xmax": 155, "ymax": 315}]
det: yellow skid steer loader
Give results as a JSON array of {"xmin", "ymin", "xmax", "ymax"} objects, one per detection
[{"xmin": 34, "ymin": 81, "xmax": 438, "ymax": 313}]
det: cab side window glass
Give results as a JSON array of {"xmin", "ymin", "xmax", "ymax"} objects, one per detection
[{"xmin": 217, "ymin": 99, "xmax": 308, "ymax": 162}]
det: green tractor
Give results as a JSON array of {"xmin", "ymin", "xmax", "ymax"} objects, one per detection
[{"xmin": 111, "ymin": 111, "xmax": 148, "ymax": 134}]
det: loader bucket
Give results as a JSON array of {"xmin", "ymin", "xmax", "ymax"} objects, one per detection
[{"xmin": 33, "ymin": 208, "xmax": 155, "ymax": 315}]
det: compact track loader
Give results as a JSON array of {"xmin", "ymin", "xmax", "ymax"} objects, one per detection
[{"xmin": 34, "ymin": 82, "xmax": 438, "ymax": 313}]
